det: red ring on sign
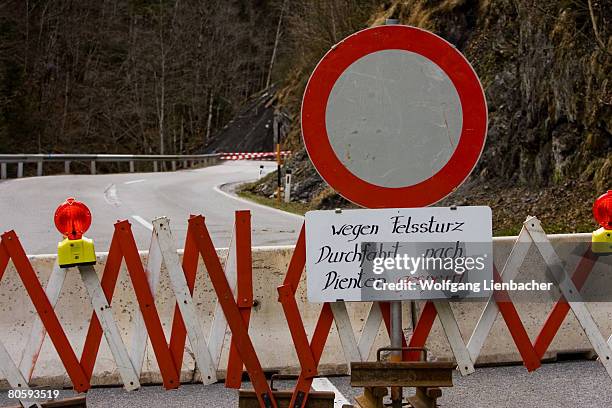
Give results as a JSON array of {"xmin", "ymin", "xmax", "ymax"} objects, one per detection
[{"xmin": 301, "ymin": 25, "xmax": 488, "ymax": 208}]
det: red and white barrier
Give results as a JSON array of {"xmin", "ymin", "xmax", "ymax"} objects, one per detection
[
  {"xmin": 0, "ymin": 214, "xmax": 611, "ymax": 408},
  {"xmin": 218, "ymin": 151, "xmax": 291, "ymax": 161}
]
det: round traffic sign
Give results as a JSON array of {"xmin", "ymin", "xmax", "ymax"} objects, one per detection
[{"xmin": 301, "ymin": 25, "xmax": 487, "ymax": 208}]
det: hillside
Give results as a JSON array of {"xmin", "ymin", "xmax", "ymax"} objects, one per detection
[
  {"xmin": 0, "ymin": 0, "xmax": 282, "ymax": 159},
  {"xmin": 242, "ymin": 0, "xmax": 611, "ymax": 235}
]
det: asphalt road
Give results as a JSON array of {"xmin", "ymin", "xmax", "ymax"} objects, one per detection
[
  {"xmin": 0, "ymin": 360, "xmax": 610, "ymax": 407},
  {"xmin": 0, "ymin": 161, "xmax": 303, "ymax": 254}
]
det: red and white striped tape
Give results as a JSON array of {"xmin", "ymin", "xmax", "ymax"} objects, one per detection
[{"xmin": 219, "ymin": 151, "xmax": 291, "ymax": 161}]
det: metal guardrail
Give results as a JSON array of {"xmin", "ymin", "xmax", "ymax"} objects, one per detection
[{"xmin": 0, "ymin": 153, "xmax": 220, "ymax": 179}]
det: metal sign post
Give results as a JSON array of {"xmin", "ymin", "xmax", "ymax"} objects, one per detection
[{"xmin": 383, "ymin": 20, "xmax": 403, "ymax": 407}]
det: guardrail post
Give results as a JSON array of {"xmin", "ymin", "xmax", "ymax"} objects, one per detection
[
  {"xmin": 153, "ymin": 161, "xmax": 158, "ymax": 172},
  {"xmin": 90, "ymin": 161, "xmax": 96, "ymax": 175},
  {"xmin": 36, "ymin": 161, "xmax": 43, "ymax": 177},
  {"xmin": 171, "ymin": 161, "xmax": 176, "ymax": 171},
  {"xmin": 17, "ymin": 162, "xmax": 23, "ymax": 178},
  {"xmin": 183, "ymin": 160, "xmax": 187, "ymax": 168},
  {"xmin": 64, "ymin": 161, "xmax": 71, "ymax": 174},
  {"xmin": 1, "ymin": 163, "xmax": 6, "ymax": 179},
  {"xmin": 129, "ymin": 161, "xmax": 135, "ymax": 173}
]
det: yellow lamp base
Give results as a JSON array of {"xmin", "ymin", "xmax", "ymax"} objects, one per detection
[
  {"xmin": 592, "ymin": 227, "xmax": 612, "ymax": 254},
  {"xmin": 57, "ymin": 236, "xmax": 96, "ymax": 268}
]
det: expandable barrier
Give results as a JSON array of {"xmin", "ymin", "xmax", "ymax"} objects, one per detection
[
  {"xmin": 273, "ymin": 216, "xmax": 612, "ymax": 408},
  {"xmin": 0, "ymin": 211, "xmax": 266, "ymax": 406},
  {"xmin": 0, "ymin": 213, "xmax": 611, "ymax": 408}
]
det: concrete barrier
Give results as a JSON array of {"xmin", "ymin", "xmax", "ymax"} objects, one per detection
[{"xmin": 0, "ymin": 233, "xmax": 609, "ymax": 388}]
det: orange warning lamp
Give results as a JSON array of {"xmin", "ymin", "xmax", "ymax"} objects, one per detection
[
  {"xmin": 55, "ymin": 198, "xmax": 96, "ymax": 268},
  {"xmin": 592, "ymin": 190, "xmax": 612, "ymax": 254}
]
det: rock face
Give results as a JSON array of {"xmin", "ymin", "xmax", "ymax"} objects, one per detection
[
  {"xmin": 448, "ymin": 0, "xmax": 611, "ymax": 189},
  {"xmin": 204, "ymin": 89, "xmax": 277, "ymax": 154},
  {"xmin": 244, "ymin": 0, "xmax": 610, "ymax": 232}
]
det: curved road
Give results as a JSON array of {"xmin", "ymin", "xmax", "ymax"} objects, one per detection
[{"xmin": 0, "ymin": 161, "xmax": 303, "ymax": 254}]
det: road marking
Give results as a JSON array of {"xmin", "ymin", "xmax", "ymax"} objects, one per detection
[
  {"xmin": 131, "ymin": 215, "xmax": 153, "ymax": 231},
  {"xmin": 311, "ymin": 377, "xmax": 352, "ymax": 408},
  {"xmin": 124, "ymin": 179, "xmax": 146, "ymax": 185},
  {"xmin": 213, "ymin": 183, "xmax": 304, "ymax": 220},
  {"xmin": 104, "ymin": 184, "xmax": 121, "ymax": 206}
]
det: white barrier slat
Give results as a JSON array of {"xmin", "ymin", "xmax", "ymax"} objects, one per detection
[
  {"xmin": 154, "ymin": 218, "xmax": 217, "ymax": 384},
  {"xmin": 129, "ymin": 231, "xmax": 163, "ymax": 375},
  {"xmin": 79, "ymin": 265, "xmax": 140, "ymax": 390},
  {"xmin": 357, "ymin": 302, "xmax": 383, "ymax": 361},
  {"xmin": 330, "ymin": 302, "xmax": 362, "ymax": 372},
  {"xmin": 0, "ymin": 340, "xmax": 38, "ymax": 407},
  {"xmin": 525, "ymin": 219, "xmax": 612, "ymax": 378},
  {"xmin": 208, "ymin": 227, "xmax": 238, "ymax": 368},
  {"xmin": 467, "ymin": 226, "xmax": 532, "ymax": 361},
  {"xmin": 433, "ymin": 301, "xmax": 475, "ymax": 375},
  {"xmin": 18, "ymin": 261, "xmax": 66, "ymax": 381},
  {"xmin": 312, "ymin": 377, "xmax": 352, "ymax": 408}
]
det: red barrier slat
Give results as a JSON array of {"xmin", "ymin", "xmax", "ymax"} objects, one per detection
[
  {"xmin": 407, "ymin": 301, "xmax": 437, "ymax": 359},
  {"xmin": 282, "ymin": 225, "xmax": 306, "ymax": 292},
  {"xmin": 288, "ymin": 302, "xmax": 334, "ymax": 408},
  {"xmin": 277, "ymin": 224, "xmax": 335, "ymax": 408},
  {"xmin": 492, "ymin": 266, "xmax": 541, "ymax": 371},
  {"xmin": 278, "ymin": 284, "xmax": 318, "ymax": 377},
  {"xmin": 226, "ymin": 210, "xmax": 253, "ymax": 389},
  {"xmin": 191, "ymin": 215, "xmax": 277, "ymax": 408},
  {"xmin": 168, "ymin": 215, "xmax": 201, "ymax": 371},
  {"xmin": 115, "ymin": 221, "xmax": 180, "ymax": 389},
  {"xmin": 534, "ymin": 246, "xmax": 597, "ymax": 359},
  {"xmin": 1, "ymin": 231, "xmax": 91, "ymax": 392},
  {"xmin": 0, "ymin": 241, "xmax": 9, "ymax": 281}
]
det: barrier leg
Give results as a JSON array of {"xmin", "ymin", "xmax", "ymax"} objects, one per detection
[
  {"xmin": 0, "ymin": 342, "xmax": 37, "ymax": 407},
  {"xmin": 19, "ymin": 262, "xmax": 67, "ymax": 381},
  {"xmin": 432, "ymin": 301, "xmax": 475, "ymax": 375},
  {"xmin": 154, "ymin": 218, "xmax": 217, "ymax": 384},
  {"xmin": 129, "ymin": 229, "xmax": 164, "ymax": 375},
  {"xmin": 1, "ymin": 231, "xmax": 90, "ymax": 392},
  {"xmin": 116, "ymin": 222, "xmax": 180, "ymax": 389},
  {"xmin": 80, "ymin": 233, "xmax": 125, "ymax": 380},
  {"xmin": 330, "ymin": 302, "xmax": 363, "ymax": 370},
  {"xmin": 526, "ymin": 219, "xmax": 612, "ymax": 378},
  {"xmin": 226, "ymin": 211, "xmax": 253, "ymax": 388},
  {"xmin": 534, "ymin": 246, "xmax": 597, "ymax": 358},
  {"xmin": 78, "ymin": 265, "xmax": 140, "ymax": 390},
  {"xmin": 491, "ymin": 268, "xmax": 541, "ymax": 371},
  {"xmin": 288, "ymin": 303, "xmax": 335, "ymax": 408},
  {"xmin": 192, "ymin": 215, "xmax": 277, "ymax": 408}
]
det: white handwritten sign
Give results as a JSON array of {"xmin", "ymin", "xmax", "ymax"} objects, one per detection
[{"xmin": 305, "ymin": 206, "xmax": 493, "ymax": 302}]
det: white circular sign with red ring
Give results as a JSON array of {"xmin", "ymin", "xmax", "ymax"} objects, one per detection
[{"xmin": 301, "ymin": 25, "xmax": 488, "ymax": 208}]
